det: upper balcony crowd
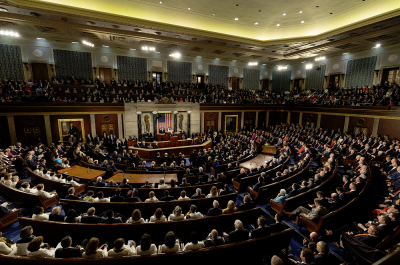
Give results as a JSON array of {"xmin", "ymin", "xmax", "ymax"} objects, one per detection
[{"xmin": 0, "ymin": 76, "xmax": 399, "ymax": 106}]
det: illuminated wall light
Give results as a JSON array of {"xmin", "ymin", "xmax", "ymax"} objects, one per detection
[
  {"xmin": 282, "ymin": 13, "xmax": 286, "ymax": 16},
  {"xmin": 159, "ymin": 1, "xmax": 162, "ymax": 3},
  {"xmin": 255, "ymin": 22, "xmax": 258, "ymax": 25},
  {"xmin": 71, "ymin": 42, "xmax": 79, "ymax": 44},
  {"xmin": 315, "ymin": 56, "xmax": 326, "ymax": 61},
  {"xmin": 197, "ymin": 56, "xmax": 202, "ymax": 58},
  {"xmin": 234, "ymin": 18, "xmax": 238, "ymax": 20},
  {"xmin": 276, "ymin": 24, "xmax": 280, "ymax": 26},
  {"xmin": 169, "ymin": 52, "xmax": 181, "ymax": 58},
  {"xmin": 82, "ymin": 40, "xmax": 94, "ymax": 47},
  {"xmin": 278, "ymin": 66, "xmax": 288, "ymax": 70},
  {"xmin": 248, "ymin": 62, "xmax": 258, "ymax": 66},
  {"xmin": 299, "ymin": 11, "xmax": 302, "ymax": 13},
  {"xmin": 130, "ymin": 48, "xmax": 136, "ymax": 50},
  {"xmin": 306, "ymin": 64, "xmax": 313, "ymax": 69},
  {"xmin": 142, "ymin": 46, "xmax": 148, "ymax": 50},
  {"xmin": 374, "ymin": 44, "xmax": 381, "ymax": 48},
  {"xmin": 215, "ymin": 58, "xmax": 220, "ymax": 60},
  {"xmin": 301, "ymin": 21, "xmax": 305, "ymax": 23},
  {"xmin": 0, "ymin": 30, "xmax": 20, "ymax": 37},
  {"xmin": 102, "ymin": 45, "xmax": 109, "ymax": 47},
  {"xmin": 37, "ymin": 38, "xmax": 45, "ymax": 40}
]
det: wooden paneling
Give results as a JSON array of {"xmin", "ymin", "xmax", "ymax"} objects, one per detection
[
  {"xmin": 50, "ymin": 115, "xmax": 91, "ymax": 144},
  {"xmin": 291, "ymin": 112, "xmax": 300, "ymax": 125},
  {"xmin": 320, "ymin": 115, "xmax": 345, "ymax": 131},
  {"xmin": 257, "ymin": 111, "xmax": 266, "ymax": 129},
  {"xmin": 99, "ymin": 68, "xmax": 112, "ymax": 84},
  {"xmin": 269, "ymin": 111, "xmax": 288, "ymax": 126},
  {"xmin": 378, "ymin": 119, "xmax": 400, "ymax": 137},
  {"xmin": 13, "ymin": 115, "xmax": 47, "ymax": 146},
  {"xmin": 95, "ymin": 114, "xmax": 118, "ymax": 137},
  {"xmin": 348, "ymin": 117, "xmax": 374, "ymax": 135},
  {"xmin": 221, "ymin": 112, "xmax": 241, "ymax": 132},
  {"xmin": 31, "ymin": 63, "xmax": 49, "ymax": 81},
  {"xmin": 302, "ymin": 113, "xmax": 318, "ymax": 128},
  {"xmin": 243, "ymin": 112, "xmax": 256, "ymax": 130},
  {"xmin": 0, "ymin": 116, "xmax": 11, "ymax": 148},
  {"xmin": 204, "ymin": 112, "xmax": 219, "ymax": 132}
]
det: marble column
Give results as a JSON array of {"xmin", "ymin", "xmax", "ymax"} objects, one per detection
[
  {"xmin": 343, "ymin": 116, "xmax": 350, "ymax": 133},
  {"xmin": 372, "ymin": 118, "xmax": 380, "ymax": 137},
  {"xmin": 241, "ymin": 111, "xmax": 245, "ymax": 129},
  {"xmin": 287, "ymin": 111, "xmax": 291, "ymax": 124},
  {"xmin": 173, "ymin": 111, "xmax": 178, "ymax": 132},
  {"xmin": 90, "ymin": 114, "xmax": 96, "ymax": 137},
  {"xmin": 266, "ymin": 111, "xmax": 270, "ymax": 127},
  {"xmin": 299, "ymin": 112, "xmax": 303, "ymax": 126},
  {"xmin": 200, "ymin": 112, "xmax": 205, "ymax": 133},
  {"xmin": 152, "ymin": 111, "xmax": 158, "ymax": 137},
  {"xmin": 316, "ymin": 114, "xmax": 321, "ymax": 129},
  {"xmin": 117, "ymin": 114, "xmax": 123, "ymax": 139},
  {"xmin": 137, "ymin": 112, "xmax": 142, "ymax": 141},
  {"xmin": 7, "ymin": 116, "xmax": 17, "ymax": 145},
  {"xmin": 187, "ymin": 111, "xmax": 191, "ymax": 137},
  {"xmin": 218, "ymin": 112, "xmax": 222, "ymax": 131},
  {"xmin": 43, "ymin": 115, "xmax": 52, "ymax": 147}
]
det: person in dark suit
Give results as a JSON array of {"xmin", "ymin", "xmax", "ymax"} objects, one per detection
[
  {"xmin": 55, "ymin": 236, "xmax": 84, "ymax": 258},
  {"xmin": 110, "ymin": 188, "xmax": 125, "ymax": 202},
  {"xmin": 125, "ymin": 189, "xmax": 142, "ymax": 202},
  {"xmin": 269, "ymin": 213, "xmax": 287, "ymax": 233},
  {"xmin": 118, "ymin": 178, "xmax": 133, "ymax": 190},
  {"xmin": 204, "ymin": 229, "xmax": 225, "ymax": 247},
  {"xmin": 179, "ymin": 178, "xmax": 191, "ymax": 187},
  {"xmin": 220, "ymin": 184, "xmax": 233, "ymax": 195},
  {"xmin": 344, "ymin": 225, "xmax": 381, "ymax": 247},
  {"xmin": 238, "ymin": 195, "xmax": 257, "ymax": 211},
  {"xmin": 103, "ymin": 209, "xmax": 123, "ymax": 224},
  {"xmin": 314, "ymin": 241, "xmax": 330, "ymax": 265},
  {"xmin": 233, "ymin": 168, "xmax": 247, "ymax": 182},
  {"xmin": 93, "ymin": 177, "xmax": 105, "ymax": 187},
  {"xmin": 141, "ymin": 180, "xmax": 153, "ymax": 188},
  {"xmin": 250, "ymin": 217, "xmax": 271, "ymax": 239},
  {"xmin": 249, "ymin": 176, "xmax": 264, "ymax": 192},
  {"xmin": 160, "ymin": 190, "xmax": 175, "ymax": 201},
  {"xmin": 223, "ymin": 220, "xmax": 249, "ymax": 243},
  {"xmin": 81, "ymin": 207, "xmax": 104, "ymax": 223},
  {"xmin": 207, "ymin": 200, "xmax": 222, "ymax": 216},
  {"xmin": 159, "ymin": 127, "xmax": 165, "ymax": 133},
  {"xmin": 49, "ymin": 206, "xmax": 66, "ymax": 222},
  {"xmin": 191, "ymin": 188, "xmax": 206, "ymax": 199},
  {"xmin": 183, "ymin": 168, "xmax": 194, "ymax": 178},
  {"xmin": 65, "ymin": 187, "xmax": 81, "ymax": 200},
  {"xmin": 288, "ymin": 183, "xmax": 300, "ymax": 198}
]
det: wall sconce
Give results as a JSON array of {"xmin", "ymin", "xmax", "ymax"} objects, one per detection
[
  {"xmin": 324, "ymin": 76, "xmax": 328, "ymax": 81},
  {"xmin": 240, "ymin": 78, "xmax": 243, "ymax": 83},
  {"xmin": 259, "ymin": 80, "xmax": 263, "ymax": 85},
  {"xmin": 93, "ymin": 67, "xmax": 97, "ymax": 75},
  {"xmin": 23, "ymin": 63, "xmax": 29, "ymax": 71},
  {"xmin": 49, "ymin": 64, "xmax": 55, "ymax": 73},
  {"xmin": 113, "ymin": 69, "xmax": 117, "ymax": 76},
  {"xmin": 374, "ymin": 70, "xmax": 380, "ymax": 77}
]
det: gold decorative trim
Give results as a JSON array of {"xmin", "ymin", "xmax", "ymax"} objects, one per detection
[
  {"xmin": 58, "ymin": 118, "xmax": 85, "ymax": 143},
  {"xmin": 0, "ymin": 112, "xmax": 125, "ymax": 115},
  {"xmin": 225, "ymin": 115, "xmax": 238, "ymax": 133}
]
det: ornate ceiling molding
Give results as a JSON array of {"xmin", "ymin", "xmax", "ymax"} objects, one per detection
[{"xmin": 5, "ymin": 0, "xmax": 400, "ymax": 46}]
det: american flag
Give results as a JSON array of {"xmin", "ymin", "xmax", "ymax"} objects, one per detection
[{"xmin": 158, "ymin": 113, "xmax": 171, "ymax": 130}]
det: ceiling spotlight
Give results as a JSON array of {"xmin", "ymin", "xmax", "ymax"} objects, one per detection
[
  {"xmin": 283, "ymin": 13, "xmax": 286, "ymax": 16},
  {"xmin": 0, "ymin": 30, "xmax": 20, "ymax": 37},
  {"xmin": 130, "ymin": 48, "xmax": 136, "ymax": 50},
  {"xmin": 0, "ymin": 7, "xmax": 8, "ymax": 12},
  {"xmin": 188, "ymin": 8, "xmax": 190, "ymax": 10},
  {"xmin": 102, "ymin": 45, "xmax": 109, "ymax": 47},
  {"xmin": 306, "ymin": 64, "xmax": 313, "ymax": 69},
  {"xmin": 216, "ymin": 58, "xmax": 220, "ymax": 60},
  {"xmin": 37, "ymin": 38, "xmax": 45, "ymax": 40},
  {"xmin": 235, "ymin": 18, "xmax": 238, "ymax": 20},
  {"xmin": 72, "ymin": 42, "xmax": 79, "ymax": 44},
  {"xmin": 262, "ymin": 64, "xmax": 266, "ymax": 65},
  {"xmin": 277, "ymin": 24, "xmax": 280, "ymax": 26},
  {"xmin": 169, "ymin": 52, "xmax": 181, "ymax": 58},
  {"xmin": 278, "ymin": 66, "xmax": 288, "ymax": 70},
  {"xmin": 197, "ymin": 56, "xmax": 202, "ymax": 58},
  {"xmin": 155, "ymin": 51, "xmax": 160, "ymax": 53},
  {"xmin": 213, "ymin": 14, "xmax": 215, "ymax": 16},
  {"xmin": 160, "ymin": 1, "xmax": 162, "ymax": 3},
  {"xmin": 315, "ymin": 56, "xmax": 325, "ymax": 61},
  {"xmin": 248, "ymin": 62, "xmax": 258, "ymax": 66},
  {"xmin": 374, "ymin": 43, "xmax": 381, "ymax": 48},
  {"xmin": 301, "ymin": 21, "xmax": 305, "ymax": 23},
  {"xmin": 232, "ymin": 60, "xmax": 236, "ymax": 62},
  {"xmin": 343, "ymin": 52, "xmax": 349, "ymax": 55},
  {"xmin": 299, "ymin": 11, "xmax": 302, "ymax": 13},
  {"xmin": 82, "ymin": 40, "xmax": 94, "ymax": 47},
  {"xmin": 255, "ymin": 22, "xmax": 258, "ymax": 25}
]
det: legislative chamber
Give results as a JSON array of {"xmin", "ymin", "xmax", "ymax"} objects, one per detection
[{"xmin": 0, "ymin": 0, "xmax": 400, "ymax": 264}]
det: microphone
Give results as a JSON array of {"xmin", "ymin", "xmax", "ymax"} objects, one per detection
[{"xmin": 87, "ymin": 166, "xmax": 89, "ymax": 174}]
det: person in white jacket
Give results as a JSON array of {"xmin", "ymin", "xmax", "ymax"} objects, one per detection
[
  {"xmin": 27, "ymin": 236, "xmax": 55, "ymax": 257},
  {"xmin": 0, "ymin": 232, "xmax": 17, "ymax": 256},
  {"xmin": 82, "ymin": 237, "xmax": 108, "ymax": 258},
  {"xmin": 108, "ymin": 238, "xmax": 136, "ymax": 257},
  {"xmin": 36, "ymin": 183, "xmax": 57, "ymax": 200},
  {"xmin": 168, "ymin": 206, "xmax": 185, "ymax": 221},
  {"xmin": 32, "ymin": 206, "xmax": 50, "ymax": 221}
]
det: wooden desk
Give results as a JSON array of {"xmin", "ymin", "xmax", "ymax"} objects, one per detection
[
  {"xmin": 240, "ymin": 155, "xmax": 273, "ymax": 171},
  {"xmin": 58, "ymin": 165, "xmax": 105, "ymax": 183},
  {"xmin": 262, "ymin": 144, "xmax": 277, "ymax": 155},
  {"xmin": 128, "ymin": 137, "xmax": 202, "ymax": 148},
  {"xmin": 108, "ymin": 173, "xmax": 177, "ymax": 184},
  {"xmin": 156, "ymin": 133, "xmax": 182, "ymax": 141},
  {"xmin": 128, "ymin": 140, "xmax": 212, "ymax": 160}
]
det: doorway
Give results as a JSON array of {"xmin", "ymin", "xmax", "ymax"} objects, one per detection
[
  {"xmin": 381, "ymin": 68, "xmax": 399, "ymax": 85},
  {"xmin": 152, "ymin": 72, "xmax": 162, "ymax": 83},
  {"xmin": 99, "ymin": 68, "xmax": 112, "ymax": 84},
  {"xmin": 231, "ymin": 77, "xmax": 239, "ymax": 90},
  {"xmin": 196, "ymin": 75, "xmax": 204, "ymax": 86},
  {"xmin": 101, "ymin": 123, "xmax": 114, "ymax": 135},
  {"xmin": 262, "ymin": 78, "xmax": 270, "ymax": 90},
  {"xmin": 293, "ymin": 78, "xmax": 304, "ymax": 91},
  {"xmin": 329, "ymin": 74, "xmax": 340, "ymax": 88},
  {"xmin": 31, "ymin": 63, "xmax": 49, "ymax": 82},
  {"xmin": 23, "ymin": 127, "xmax": 41, "ymax": 146}
]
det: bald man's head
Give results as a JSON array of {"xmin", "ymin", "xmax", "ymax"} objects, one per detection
[{"xmin": 271, "ymin": 255, "xmax": 284, "ymax": 265}]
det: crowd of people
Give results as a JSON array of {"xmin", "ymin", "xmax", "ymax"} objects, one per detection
[{"xmin": 1, "ymin": 76, "xmax": 399, "ymax": 106}]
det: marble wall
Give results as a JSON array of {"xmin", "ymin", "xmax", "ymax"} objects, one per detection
[{"xmin": 124, "ymin": 102, "xmax": 200, "ymax": 138}]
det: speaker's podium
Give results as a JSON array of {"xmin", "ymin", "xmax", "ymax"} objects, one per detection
[{"xmin": 170, "ymin": 136, "xmax": 178, "ymax": 142}]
